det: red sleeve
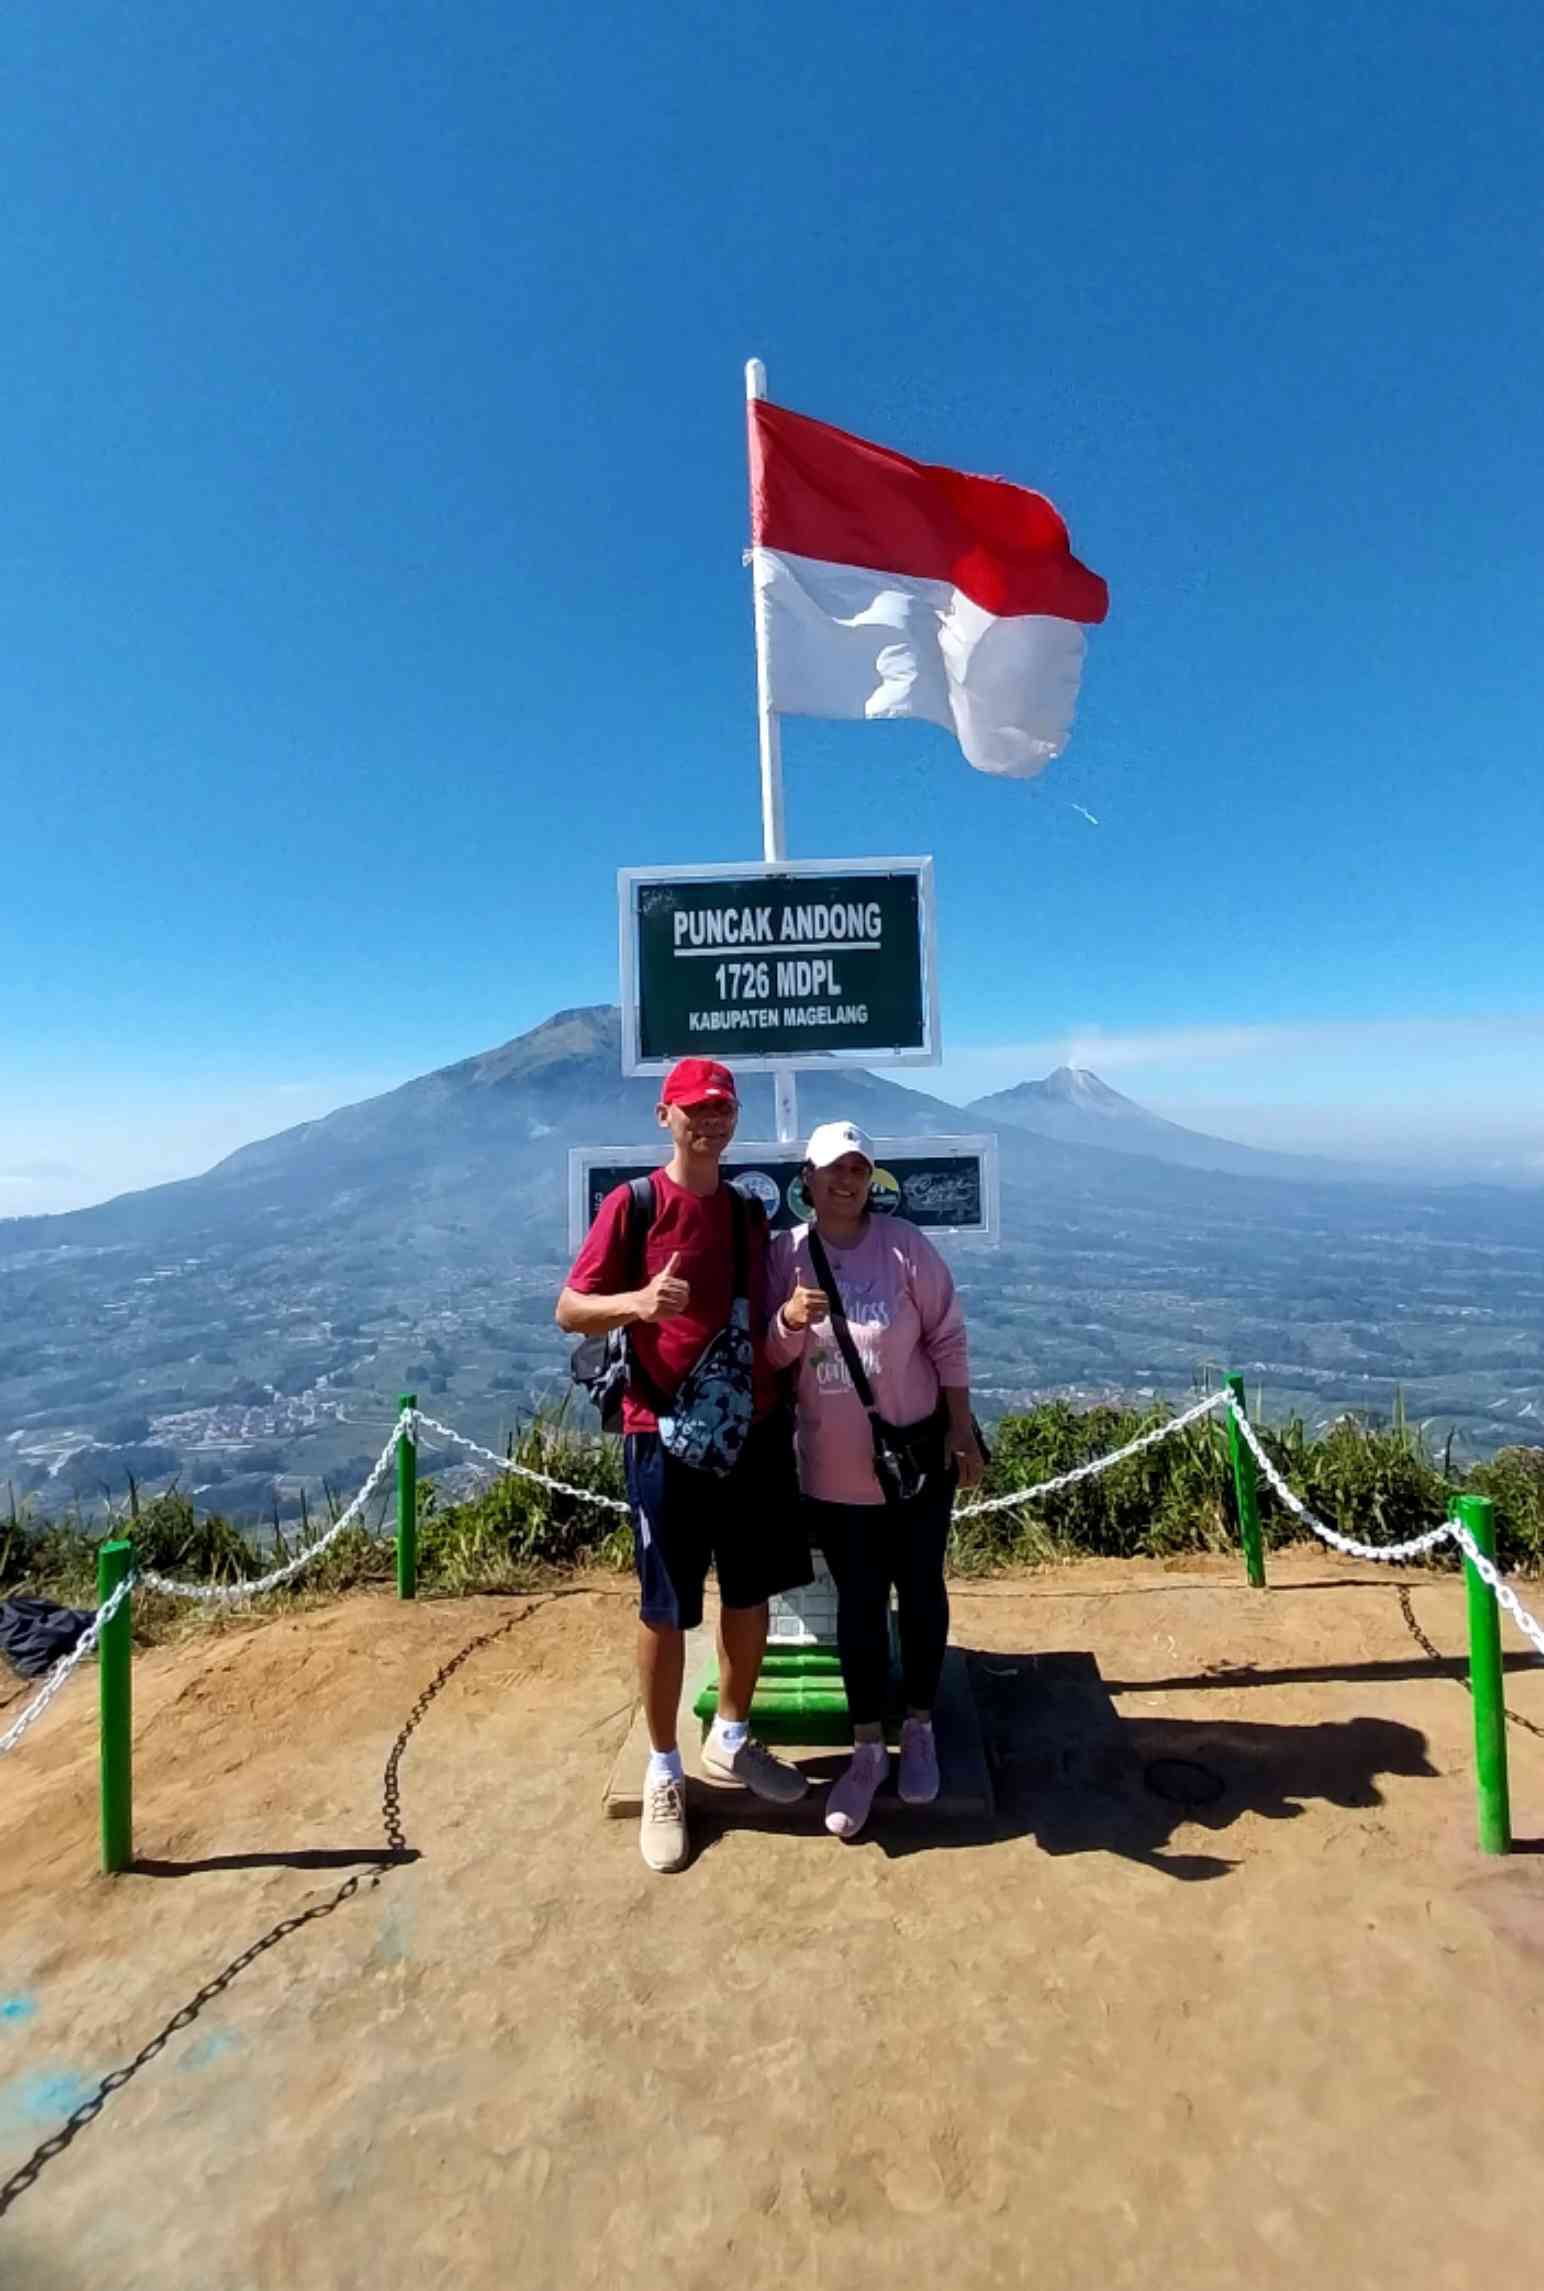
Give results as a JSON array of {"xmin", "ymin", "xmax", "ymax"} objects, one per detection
[{"xmin": 566, "ymin": 1185, "xmax": 637, "ymax": 1296}]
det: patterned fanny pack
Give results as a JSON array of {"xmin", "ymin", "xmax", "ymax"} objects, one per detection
[{"xmin": 656, "ymin": 1189, "xmax": 754, "ymax": 1477}]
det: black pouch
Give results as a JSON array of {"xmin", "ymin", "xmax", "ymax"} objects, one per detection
[{"xmin": 868, "ymin": 1401, "xmax": 952, "ymax": 1506}]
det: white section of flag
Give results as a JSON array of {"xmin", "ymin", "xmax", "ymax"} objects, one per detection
[{"xmin": 753, "ymin": 547, "xmax": 1089, "ymax": 779}]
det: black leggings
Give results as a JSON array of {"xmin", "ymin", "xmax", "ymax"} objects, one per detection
[{"xmin": 807, "ymin": 1486, "xmax": 952, "ymax": 1726}]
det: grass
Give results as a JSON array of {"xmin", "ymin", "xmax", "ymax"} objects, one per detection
[{"xmin": 3, "ymin": 1392, "xmax": 1542, "ymax": 1655}]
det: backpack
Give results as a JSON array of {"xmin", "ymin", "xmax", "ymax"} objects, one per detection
[{"xmin": 568, "ymin": 1175, "xmax": 659, "ymax": 1435}]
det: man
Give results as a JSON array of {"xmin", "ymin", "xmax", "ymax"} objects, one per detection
[{"xmin": 557, "ymin": 1056, "xmax": 811, "ymax": 1872}]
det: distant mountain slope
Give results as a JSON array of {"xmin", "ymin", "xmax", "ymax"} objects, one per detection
[
  {"xmin": 970, "ymin": 1066, "xmax": 1358, "ymax": 1183},
  {"xmin": 4, "ymin": 1006, "xmax": 1542, "ymax": 1504}
]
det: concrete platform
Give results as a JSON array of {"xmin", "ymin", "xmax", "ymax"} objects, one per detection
[{"xmin": 602, "ymin": 1634, "xmax": 993, "ymax": 1824}]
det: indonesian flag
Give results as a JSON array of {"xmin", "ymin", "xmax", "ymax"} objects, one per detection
[{"xmin": 749, "ymin": 399, "xmax": 1109, "ymax": 778}]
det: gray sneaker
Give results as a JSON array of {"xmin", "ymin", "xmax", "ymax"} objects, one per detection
[
  {"xmin": 700, "ymin": 1733, "xmax": 809, "ymax": 1804},
  {"xmin": 640, "ymin": 1775, "xmax": 689, "ymax": 1872}
]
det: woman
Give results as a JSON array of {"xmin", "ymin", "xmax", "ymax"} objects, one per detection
[{"xmin": 768, "ymin": 1120, "xmax": 984, "ymax": 1839}]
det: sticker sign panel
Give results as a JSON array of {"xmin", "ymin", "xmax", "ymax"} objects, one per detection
[
  {"xmin": 619, "ymin": 856, "xmax": 938, "ymax": 1074},
  {"xmin": 567, "ymin": 1136, "xmax": 997, "ymax": 1252}
]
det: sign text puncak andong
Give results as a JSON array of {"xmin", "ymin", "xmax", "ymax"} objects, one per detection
[{"xmin": 619, "ymin": 857, "xmax": 937, "ymax": 1074}]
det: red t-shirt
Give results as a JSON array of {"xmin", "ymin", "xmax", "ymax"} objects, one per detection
[{"xmin": 565, "ymin": 1169, "xmax": 778, "ymax": 1433}]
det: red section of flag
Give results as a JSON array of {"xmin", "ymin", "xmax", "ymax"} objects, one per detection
[{"xmin": 749, "ymin": 400, "xmax": 1109, "ymax": 625}]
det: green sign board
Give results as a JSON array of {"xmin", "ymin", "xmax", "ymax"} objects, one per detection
[
  {"xmin": 568, "ymin": 1137, "xmax": 996, "ymax": 1250},
  {"xmin": 619, "ymin": 857, "xmax": 937, "ymax": 1073}
]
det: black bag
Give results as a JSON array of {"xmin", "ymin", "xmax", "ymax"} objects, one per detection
[
  {"xmin": 568, "ymin": 1175, "xmax": 659, "ymax": 1435},
  {"xmin": 805, "ymin": 1229, "xmax": 953, "ymax": 1506}
]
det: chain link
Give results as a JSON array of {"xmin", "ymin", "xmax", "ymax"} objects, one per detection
[
  {"xmin": 0, "ymin": 1571, "xmax": 137, "ymax": 1757},
  {"xmin": 1447, "ymin": 1520, "xmax": 1544, "ymax": 1660},
  {"xmin": 408, "ymin": 1411, "xmax": 632, "ymax": 1514},
  {"xmin": 10, "ymin": 1395, "xmax": 1541, "ymax": 1774},
  {"xmin": 1225, "ymin": 1400, "xmax": 1457, "ymax": 1561},
  {"xmin": 953, "ymin": 1390, "xmax": 1228, "ymax": 1520},
  {"xmin": 138, "ymin": 1420, "xmax": 405, "ymax": 1603},
  {"xmin": 1225, "ymin": 1396, "xmax": 1544, "ymax": 1656}
]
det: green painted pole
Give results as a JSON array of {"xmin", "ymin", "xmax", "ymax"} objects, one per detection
[
  {"xmin": 1226, "ymin": 1374, "xmax": 1266, "ymax": 1588},
  {"xmin": 396, "ymin": 1395, "xmax": 418, "ymax": 1601},
  {"xmin": 1454, "ymin": 1492, "xmax": 1510, "ymax": 1854},
  {"xmin": 98, "ymin": 1538, "xmax": 134, "ymax": 1874}
]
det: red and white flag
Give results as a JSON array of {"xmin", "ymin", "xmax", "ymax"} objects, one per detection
[{"xmin": 749, "ymin": 399, "xmax": 1108, "ymax": 778}]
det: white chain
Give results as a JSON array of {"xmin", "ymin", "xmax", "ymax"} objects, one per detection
[
  {"xmin": 953, "ymin": 1390, "xmax": 1228, "ymax": 1519},
  {"xmin": 1226, "ymin": 1397, "xmax": 1544, "ymax": 1655},
  {"xmin": 408, "ymin": 1411, "xmax": 632, "ymax": 1514},
  {"xmin": 0, "ymin": 1570, "xmax": 136, "ymax": 1756},
  {"xmin": 1446, "ymin": 1520, "xmax": 1544, "ymax": 1661},
  {"xmin": 138, "ymin": 1419, "xmax": 405, "ymax": 1603},
  {"xmin": 10, "ymin": 1399, "xmax": 1541, "ymax": 1771},
  {"xmin": 1225, "ymin": 1400, "xmax": 1456, "ymax": 1561}
]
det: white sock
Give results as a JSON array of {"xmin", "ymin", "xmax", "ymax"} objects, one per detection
[
  {"xmin": 647, "ymin": 1748, "xmax": 684, "ymax": 1785},
  {"xmin": 710, "ymin": 1717, "xmax": 749, "ymax": 1754}
]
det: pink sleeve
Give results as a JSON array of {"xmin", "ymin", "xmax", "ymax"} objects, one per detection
[
  {"xmin": 764, "ymin": 1230, "xmax": 809, "ymax": 1367},
  {"xmin": 908, "ymin": 1228, "xmax": 970, "ymax": 1384}
]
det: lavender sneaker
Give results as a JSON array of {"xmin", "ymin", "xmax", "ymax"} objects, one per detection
[
  {"xmin": 897, "ymin": 1717, "xmax": 940, "ymax": 1806},
  {"xmin": 825, "ymin": 1742, "xmax": 889, "ymax": 1840}
]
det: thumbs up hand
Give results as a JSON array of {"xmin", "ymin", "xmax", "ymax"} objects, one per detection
[
  {"xmin": 636, "ymin": 1251, "xmax": 691, "ymax": 1323},
  {"xmin": 781, "ymin": 1284, "xmax": 829, "ymax": 1332}
]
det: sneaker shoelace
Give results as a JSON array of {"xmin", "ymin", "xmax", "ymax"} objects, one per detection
[{"xmin": 648, "ymin": 1778, "xmax": 684, "ymax": 1818}]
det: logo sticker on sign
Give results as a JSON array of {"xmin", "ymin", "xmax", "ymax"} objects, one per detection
[{"xmin": 569, "ymin": 1137, "xmax": 997, "ymax": 1251}]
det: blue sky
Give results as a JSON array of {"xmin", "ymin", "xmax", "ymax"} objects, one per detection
[{"xmin": 6, "ymin": 0, "xmax": 1543, "ymax": 1213}]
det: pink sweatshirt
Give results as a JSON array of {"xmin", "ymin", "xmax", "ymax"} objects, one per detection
[{"xmin": 767, "ymin": 1217, "xmax": 971, "ymax": 1507}]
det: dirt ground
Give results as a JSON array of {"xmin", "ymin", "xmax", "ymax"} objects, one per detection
[{"xmin": 2, "ymin": 1550, "xmax": 1542, "ymax": 2291}]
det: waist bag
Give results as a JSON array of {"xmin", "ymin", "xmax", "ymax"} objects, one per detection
[{"xmin": 656, "ymin": 1188, "xmax": 754, "ymax": 1477}]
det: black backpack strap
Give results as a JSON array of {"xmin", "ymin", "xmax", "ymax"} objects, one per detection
[
  {"xmin": 619, "ymin": 1172, "xmax": 673, "ymax": 1419},
  {"xmin": 805, "ymin": 1227, "xmax": 879, "ymax": 1415},
  {"xmin": 625, "ymin": 1173, "xmax": 656, "ymax": 1285}
]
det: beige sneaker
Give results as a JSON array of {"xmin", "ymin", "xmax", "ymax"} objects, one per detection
[
  {"xmin": 640, "ymin": 1774, "xmax": 689, "ymax": 1872},
  {"xmin": 700, "ymin": 1732, "xmax": 809, "ymax": 1804}
]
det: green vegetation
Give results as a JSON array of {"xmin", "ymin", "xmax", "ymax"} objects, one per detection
[{"xmin": 4, "ymin": 1400, "xmax": 1542, "ymax": 1652}]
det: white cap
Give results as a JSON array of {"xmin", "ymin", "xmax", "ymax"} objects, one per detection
[{"xmin": 804, "ymin": 1120, "xmax": 876, "ymax": 1170}]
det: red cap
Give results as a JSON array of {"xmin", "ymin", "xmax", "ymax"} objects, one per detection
[{"xmin": 660, "ymin": 1057, "xmax": 738, "ymax": 1108}]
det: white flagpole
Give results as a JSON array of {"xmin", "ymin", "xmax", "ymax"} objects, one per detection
[{"xmin": 746, "ymin": 355, "xmax": 800, "ymax": 1147}]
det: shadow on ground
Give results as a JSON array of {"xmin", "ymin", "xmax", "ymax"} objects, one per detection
[{"xmin": 735, "ymin": 1648, "xmax": 1437, "ymax": 1879}]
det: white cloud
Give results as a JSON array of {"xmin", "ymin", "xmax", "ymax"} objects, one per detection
[
  {"xmin": 933, "ymin": 1011, "xmax": 1544, "ymax": 1157},
  {"xmin": 944, "ymin": 1012, "xmax": 1544, "ymax": 1086}
]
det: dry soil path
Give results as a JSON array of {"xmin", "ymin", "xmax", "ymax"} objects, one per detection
[{"xmin": 1, "ymin": 1552, "xmax": 1542, "ymax": 2291}]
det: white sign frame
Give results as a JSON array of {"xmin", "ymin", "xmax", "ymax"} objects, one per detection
[
  {"xmin": 617, "ymin": 854, "xmax": 941, "ymax": 1077},
  {"xmin": 567, "ymin": 1133, "xmax": 998, "ymax": 1253}
]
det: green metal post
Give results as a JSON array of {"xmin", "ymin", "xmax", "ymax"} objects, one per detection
[
  {"xmin": 396, "ymin": 1395, "xmax": 418, "ymax": 1601},
  {"xmin": 98, "ymin": 1538, "xmax": 134, "ymax": 1874},
  {"xmin": 1454, "ymin": 1492, "xmax": 1510, "ymax": 1854},
  {"xmin": 1226, "ymin": 1373, "xmax": 1266, "ymax": 1588}
]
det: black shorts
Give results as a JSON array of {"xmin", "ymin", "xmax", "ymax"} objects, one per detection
[{"xmin": 624, "ymin": 1412, "xmax": 812, "ymax": 1631}]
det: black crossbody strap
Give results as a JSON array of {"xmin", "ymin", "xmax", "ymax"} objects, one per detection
[{"xmin": 805, "ymin": 1227, "xmax": 879, "ymax": 1416}]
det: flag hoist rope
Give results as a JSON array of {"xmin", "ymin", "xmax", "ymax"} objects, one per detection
[{"xmin": 746, "ymin": 355, "xmax": 800, "ymax": 1149}]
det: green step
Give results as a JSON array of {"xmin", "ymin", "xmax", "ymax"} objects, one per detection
[
  {"xmin": 692, "ymin": 1659, "xmax": 853, "ymax": 1743},
  {"xmin": 757, "ymin": 1650, "xmax": 845, "ymax": 1677}
]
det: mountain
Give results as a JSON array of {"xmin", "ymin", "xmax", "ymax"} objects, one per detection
[
  {"xmin": 4, "ymin": 1007, "xmax": 1542, "ymax": 1516},
  {"xmin": 971, "ymin": 1066, "xmax": 1356, "ymax": 1183}
]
